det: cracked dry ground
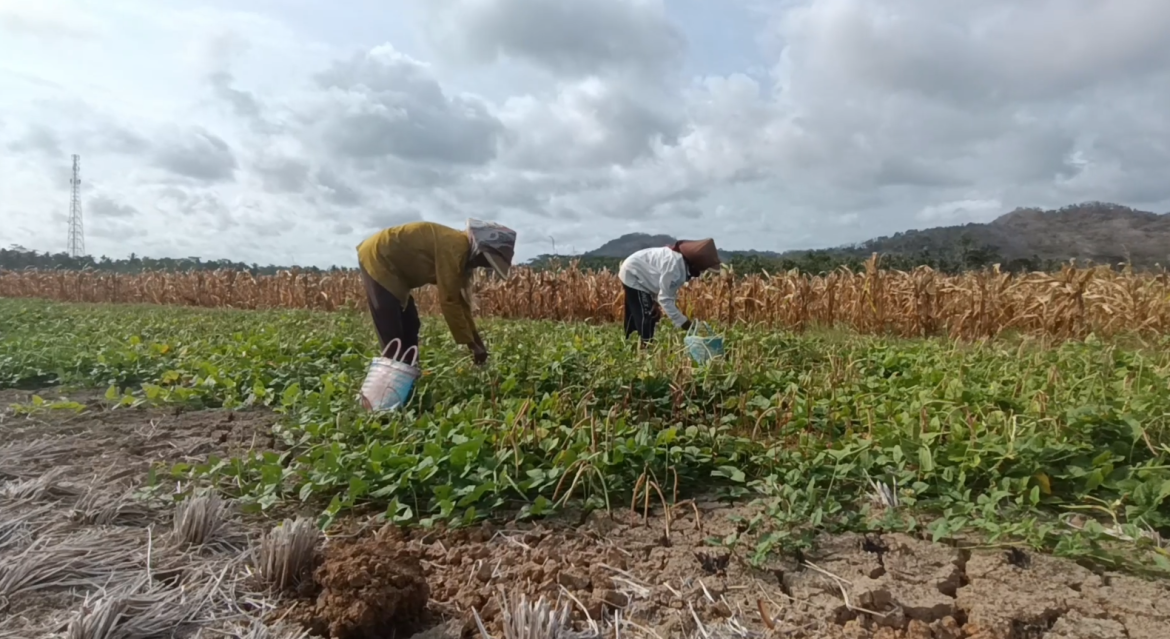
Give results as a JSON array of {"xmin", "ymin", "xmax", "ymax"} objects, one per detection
[
  {"xmin": 2, "ymin": 392, "xmax": 1168, "ymax": 639},
  {"xmin": 330, "ymin": 509, "xmax": 1170, "ymax": 639}
]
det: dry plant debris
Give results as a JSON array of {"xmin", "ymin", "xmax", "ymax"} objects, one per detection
[
  {"xmin": 7, "ymin": 259, "xmax": 1170, "ymax": 340},
  {"xmin": 0, "ymin": 403, "xmax": 294, "ymax": 639},
  {"xmin": 66, "ymin": 575, "xmax": 210, "ymax": 639},
  {"xmin": 0, "ymin": 529, "xmax": 147, "ymax": 599},
  {"xmin": 473, "ymin": 592, "xmax": 600, "ymax": 639},
  {"xmin": 173, "ymin": 493, "xmax": 232, "ymax": 549},
  {"xmin": 255, "ymin": 518, "xmax": 320, "ymax": 593}
]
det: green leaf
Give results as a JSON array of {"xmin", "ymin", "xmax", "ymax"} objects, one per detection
[
  {"xmin": 918, "ymin": 446, "xmax": 934, "ymax": 474},
  {"xmin": 713, "ymin": 466, "xmax": 746, "ymax": 483}
]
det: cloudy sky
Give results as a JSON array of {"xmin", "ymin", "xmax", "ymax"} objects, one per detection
[{"xmin": 2, "ymin": 0, "xmax": 1169, "ymax": 267}]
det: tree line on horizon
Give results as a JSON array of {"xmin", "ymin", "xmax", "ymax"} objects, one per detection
[
  {"xmin": 0, "ymin": 236, "xmax": 1065, "ymax": 278},
  {"xmin": 524, "ymin": 233, "xmax": 1064, "ymax": 275}
]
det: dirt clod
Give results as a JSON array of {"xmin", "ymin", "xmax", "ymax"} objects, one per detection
[
  {"xmin": 695, "ymin": 549, "xmax": 730, "ymax": 575},
  {"xmin": 1044, "ymin": 611, "xmax": 1128, "ymax": 639},
  {"xmin": 299, "ymin": 536, "xmax": 431, "ymax": 639},
  {"xmin": 595, "ymin": 588, "xmax": 630, "ymax": 609},
  {"xmin": 556, "ymin": 569, "xmax": 591, "ymax": 590}
]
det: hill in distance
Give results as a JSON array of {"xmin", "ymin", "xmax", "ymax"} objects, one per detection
[
  {"xmin": 584, "ymin": 234, "xmax": 783, "ymax": 260},
  {"xmin": 569, "ymin": 202, "xmax": 1170, "ymax": 269},
  {"xmin": 584, "ymin": 233, "xmax": 676, "ymax": 258}
]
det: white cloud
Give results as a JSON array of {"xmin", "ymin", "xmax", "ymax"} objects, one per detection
[
  {"xmin": 421, "ymin": 0, "xmax": 685, "ymax": 79},
  {"xmin": 308, "ymin": 44, "xmax": 504, "ymax": 166},
  {"xmin": 0, "ymin": 1, "xmax": 107, "ymax": 41},
  {"xmin": 917, "ymin": 199, "xmax": 1004, "ymax": 224},
  {"xmin": 1, "ymin": 0, "xmax": 1168, "ymax": 266},
  {"xmin": 497, "ymin": 76, "xmax": 683, "ymax": 170},
  {"xmin": 152, "ymin": 127, "xmax": 239, "ymax": 183},
  {"xmin": 88, "ymin": 194, "xmax": 139, "ymax": 219}
]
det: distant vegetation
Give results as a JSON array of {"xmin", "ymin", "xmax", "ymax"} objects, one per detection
[
  {"xmin": 0, "ymin": 241, "xmax": 1049, "ymax": 278},
  {"xmin": 529, "ymin": 201, "xmax": 1169, "ymax": 275},
  {"xmin": 815, "ymin": 201, "xmax": 1170, "ymax": 271},
  {"xmin": 0, "ymin": 246, "xmax": 337, "ymax": 276},
  {"xmin": 526, "ymin": 236, "xmax": 1046, "ymax": 276},
  {"xmin": 3, "ymin": 201, "xmax": 1165, "ymax": 277}
]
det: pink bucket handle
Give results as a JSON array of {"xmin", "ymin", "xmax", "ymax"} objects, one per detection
[
  {"xmin": 380, "ymin": 338, "xmax": 402, "ymax": 360},
  {"xmin": 378, "ymin": 339, "xmax": 418, "ymax": 366}
]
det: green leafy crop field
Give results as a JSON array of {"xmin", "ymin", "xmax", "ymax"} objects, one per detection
[{"xmin": 2, "ymin": 298, "xmax": 1169, "ymax": 575}]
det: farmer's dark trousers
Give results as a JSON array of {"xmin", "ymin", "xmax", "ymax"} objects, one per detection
[
  {"xmin": 360, "ymin": 267, "xmax": 421, "ymax": 358},
  {"xmin": 623, "ymin": 284, "xmax": 661, "ymax": 344}
]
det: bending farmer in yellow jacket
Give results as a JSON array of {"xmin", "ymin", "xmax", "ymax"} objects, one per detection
[{"xmin": 356, "ymin": 219, "xmax": 517, "ymax": 365}]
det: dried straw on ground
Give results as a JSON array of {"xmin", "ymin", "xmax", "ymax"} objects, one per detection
[
  {"xmin": 0, "ymin": 467, "xmax": 83, "ymax": 501},
  {"xmin": 66, "ymin": 575, "xmax": 211, "ymax": 639},
  {"xmin": 173, "ymin": 493, "xmax": 232, "ymax": 549},
  {"xmin": 228, "ymin": 620, "xmax": 314, "ymax": 639},
  {"xmin": 0, "ymin": 502, "xmax": 57, "ymax": 554},
  {"xmin": 73, "ymin": 483, "xmax": 154, "ymax": 528},
  {"xmin": 475, "ymin": 593, "xmax": 599, "ymax": 639},
  {"xmin": 0, "ymin": 438, "xmax": 301, "ymax": 639},
  {"xmin": 0, "ymin": 438, "xmax": 90, "ymax": 481},
  {"xmin": 5, "ymin": 258, "xmax": 1170, "ymax": 339},
  {"xmin": 0, "ymin": 529, "xmax": 149, "ymax": 599},
  {"xmin": 253, "ymin": 518, "xmax": 320, "ymax": 592}
]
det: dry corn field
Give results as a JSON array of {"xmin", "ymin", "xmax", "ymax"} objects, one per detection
[{"xmin": 4, "ymin": 257, "xmax": 1170, "ymax": 339}]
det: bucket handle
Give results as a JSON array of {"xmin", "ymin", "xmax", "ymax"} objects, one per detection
[
  {"xmin": 378, "ymin": 339, "xmax": 419, "ymax": 367},
  {"xmin": 687, "ymin": 321, "xmax": 714, "ymax": 338},
  {"xmin": 380, "ymin": 338, "xmax": 403, "ymax": 361}
]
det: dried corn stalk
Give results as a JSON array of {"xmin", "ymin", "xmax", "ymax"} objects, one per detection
[{"xmin": 4, "ymin": 260, "xmax": 1170, "ymax": 340}]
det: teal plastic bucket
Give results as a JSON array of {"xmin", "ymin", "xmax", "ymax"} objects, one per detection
[
  {"xmin": 359, "ymin": 339, "xmax": 421, "ymax": 412},
  {"xmin": 684, "ymin": 322, "xmax": 724, "ymax": 364}
]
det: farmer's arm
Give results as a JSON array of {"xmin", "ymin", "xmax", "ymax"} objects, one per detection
[
  {"xmin": 434, "ymin": 238, "xmax": 477, "ymax": 346},
  {"xmin": 656, "ymin": 260, "xmax": 689, "ymax": 328}
]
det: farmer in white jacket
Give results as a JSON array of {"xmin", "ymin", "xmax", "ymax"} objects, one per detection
[{"xmin": 618, "ymin": 239, "xmax": 721, "ymax": 343}]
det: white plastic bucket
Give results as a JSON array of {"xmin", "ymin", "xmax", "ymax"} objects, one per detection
[
  {"xmin": 684, "ymin": 321, "xmax": 724, "ymax": 364},
  {"xmin": 359, "ymin": 339, "xmax": 421, "ymax": 412}
]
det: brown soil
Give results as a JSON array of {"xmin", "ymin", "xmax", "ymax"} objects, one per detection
[
  {"xmin": 290, "ymin": 534, "xmax": 432, "ymax": 639},
  {"xmin": 0, "ymin": 386, "xmax": 277, "ymax": 480},
  {"xmin": 306, "ymin": 510, "xmax": 1169, "ymax": 639},
  {"xmin": 2, "ymin": 387, "xmax": 1169, "ymax": 639}
]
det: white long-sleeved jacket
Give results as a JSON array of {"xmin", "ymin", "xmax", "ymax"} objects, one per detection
[{"xmin": 618, "ymin": 247, "xmax": 689, "ymax": 327}]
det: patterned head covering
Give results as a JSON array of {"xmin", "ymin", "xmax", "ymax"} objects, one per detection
[{"xmin": 466, "ymin": 218, "xmax": 517, "ymax": 279}]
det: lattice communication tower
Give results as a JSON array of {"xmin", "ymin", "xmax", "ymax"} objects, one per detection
[{"xmin": 67, "ymin": 154, "xmax": 85, "ymax": 257}]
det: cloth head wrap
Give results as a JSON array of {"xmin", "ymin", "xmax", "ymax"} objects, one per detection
[{"xmin": 466, "ymin": 218, "xmax": 517, "ymax": 278}]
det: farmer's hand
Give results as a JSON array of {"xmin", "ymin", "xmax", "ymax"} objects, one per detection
[
  {"xmin": 680, "ymin": 319, "xmax": 693, "ymax": 331},
  {"xmin": 470, "ymin": 341, "xmax": 489, "ymax": 366}
]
